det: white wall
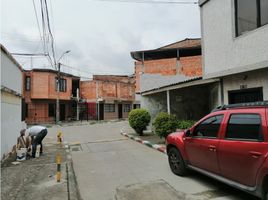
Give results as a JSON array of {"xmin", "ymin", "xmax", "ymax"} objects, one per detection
[
  {"xmin": 1, "ymin": 48, "xmax": 23, "ymax": 159},
  {"xmin": 1, "ymin": 92, "xmax": 22, "ymax": 159},
  {"xmin": 223, "ymin": 69, "xmax": 268, "ymax": 104},
  {"xmin": 1, "ymin": 52, "xmax": 22, "ymax": 93},
  {"xmin": 201, "ymin": 0, "xmax": 268, "ymax": 78}
]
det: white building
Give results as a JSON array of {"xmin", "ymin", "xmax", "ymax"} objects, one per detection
[
  {"xmin": 1, "ymin": 44, "xmax": 24, "ymax": 159},
  {"xmin": 199, "ymin": 0, "xmax": 268, "ymax": 104}
]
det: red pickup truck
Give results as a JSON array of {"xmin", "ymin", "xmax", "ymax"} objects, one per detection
[{"xmin": 166, "ymin": 102, "xmax": 268, "ymax": 199}]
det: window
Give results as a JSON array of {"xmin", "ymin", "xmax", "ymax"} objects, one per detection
[
  {"xmin": 104, "ymin": 104, "xmax": 115, "ymax": 112},
  {"xmin": 48, "ymin": 103, "xmax": 56, "ymax": 117},
  {"xmin": 25, "ymin": 76, "xmax": 31, "ymax": 91},
  {"xmin": 25, "ymin": 104, "xmax": 28, "ymax": 118},
  {"xmin": 193, "ymin": 115, "xmax": 224, "ymax": 138},
  {"xmin": 261, "ymin": 0, "xmax": 268, "ymax": 25},
  {"xmin": 123, "ymin": 104, "xmax": 131, "ymax": 112},
  {"xmin": 235, "ymin": 0, "xmax": 268, "ymax": 36},
  {"xmin": 133, "ymin": 104, "xmax": 140, "ymax": 109},
  {"xmin": 225, "ymin": 114, "xmax": 262, "ymax": 141},
  {"xmin": 22, "ymin": 101, "xmax": 28, "ymax": 120},
  {"xmin": 55, "ymin": 78, "xmax": 67, "ymax": 92}
]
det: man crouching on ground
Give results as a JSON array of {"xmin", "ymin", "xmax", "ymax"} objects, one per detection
[{"xmin": 21, "ymin": 126, "xmax": 48, "ymax": 158}]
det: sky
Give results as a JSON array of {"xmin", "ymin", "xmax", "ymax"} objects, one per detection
[{"xmin": 1, "ymin": 0, "xmax": 201, "ymax": 78}]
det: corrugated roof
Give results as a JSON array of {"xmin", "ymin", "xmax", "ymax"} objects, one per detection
[
  {"xmin": 140, "ymin": 73, "xmax": 202, "ymax": 93},
  {"xmin": 158, "ymin": 38, "xmax": 201, "ymax": 50},
  {"xmin": 130, "ymin": 38, "xmax": 201, "ymax": 61}
]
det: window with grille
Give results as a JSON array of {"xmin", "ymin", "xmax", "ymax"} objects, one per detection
[
  {"xmin": 55, "ymin": 78, "xmax": 67, "ymax": 92},
  {"xmin": 123, "ymin": 104, "xmax": 131, "ymax": 113},
  {"xmin": 25, "ymin": 76, "xmax": 31, "ymax": 91},
  {"xmin": 104, "ymin": 104, "xmax": 115, "ymax": 112}
]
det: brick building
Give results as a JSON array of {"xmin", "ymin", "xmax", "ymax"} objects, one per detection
[
  {"xmin": 130, "ymin": 38, "xmax": 217, "ymax": 121},
  {"xmin": 132, "ymin": 38, "xmax": 202, "ymax": 94},
  {"xmin": 80, "ymin": 75, "xmax": 136, "ymax": 120},
  {"xmin": 22, "ymin": 69, "xmax": 80, "ymax": 124}
]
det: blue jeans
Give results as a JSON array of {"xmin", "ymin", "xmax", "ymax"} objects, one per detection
[{"xmin": 32, "ymin": 129, "xmax": 47, "ymax": 158}]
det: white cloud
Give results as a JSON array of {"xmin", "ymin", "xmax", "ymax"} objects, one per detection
[{"xmin": 1, "ymin": 0, "xmax": 201, "ymax": 76}]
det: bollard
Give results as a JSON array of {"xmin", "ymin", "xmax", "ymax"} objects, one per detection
[
  {"xmin": 57, "ymin": 131, "xmax": 62, "ymax": 143},
  {"xmin": 56, "ymin": 153, "xmax": 61, "ymax": 182}
]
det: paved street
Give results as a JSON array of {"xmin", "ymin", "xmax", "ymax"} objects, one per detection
[{"xmin": 49, "ymin": 121, "xmax": 258, "ymax": 200}]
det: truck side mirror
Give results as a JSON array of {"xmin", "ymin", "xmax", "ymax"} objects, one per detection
[{"xmin": 185, "ymin": 129, "xmax": 191, "ymax": 137}]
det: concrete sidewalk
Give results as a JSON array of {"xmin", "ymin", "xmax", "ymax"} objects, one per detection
[{"xmin": 1, "ymin": 138, "xmax": 80, "ymax": 200}]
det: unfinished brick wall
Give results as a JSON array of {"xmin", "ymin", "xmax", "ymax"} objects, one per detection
[
  {"xmin": 24, "ymin": 100, "xmax": 72, "ymax": 124},
  {"xmin": 179, "ymin": 55, "xmax": 202, "ymax": 77},
  {"xmin": 81, "ymin": 75, "xmax": 135, "ymax": 102},
  {"xmin": 80, "ymin": 81, "xmax": 97, "ymax": 101},
  {"xmin": 23, "ymin": 70, "xmax": 77, "ymax": 124},
  {"xmin": 24, "ymin": 71, "xmax": 73, "ymax": 100},
  {"xmin": 134, "ymin": 56, "xmax": 202, "ymax": 93}
]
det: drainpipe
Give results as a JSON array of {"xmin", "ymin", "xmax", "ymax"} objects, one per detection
[
  {"xmin": 176, "ymin": 49, "xmax": 180, "ymax": 74},
  {"xmin": 219, "ymin": 78, "xmax": 224, "ymax": 105},
  {"xmin": 167, "ymin": 90, "xmax": 170, "ymax": 114},
  {"xmin": 96, "ymin": 81, "xmax": 99, "ymax": 121},
  {"xmin": 76, "ymin": 88, "xmax": 80, "ymax": 121},
  {"xmin": 142, "ymin": 52, "xmax": 145, "ymax": 73}
]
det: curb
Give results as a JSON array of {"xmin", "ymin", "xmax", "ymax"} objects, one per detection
[
  {"xmin": 120, "ymin": 132, "xmax": 166, "ymax": 154},
  {"xmin": 65, "ymin": 144, "xmax": 83, "ymax": 200}
]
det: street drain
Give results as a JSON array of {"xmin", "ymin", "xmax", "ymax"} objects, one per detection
[{"xmin": 70, "ymin": 144, "xmax": 82, "ymax": 152}]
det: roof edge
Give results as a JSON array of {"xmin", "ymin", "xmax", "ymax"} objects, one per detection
[
  {"xmin": 1, "ymin": 44, "xmax": 23, "ymax": 71},
  {"xmin": 199, "ymin": 0, "xmax": 210, "ymax": 6},
  {"xmin": 24, "ymin": 68, "xmax": 80, "ymax": 78}
]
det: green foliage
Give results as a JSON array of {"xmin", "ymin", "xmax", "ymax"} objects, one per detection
[
  {"xmin": 177, "ymin": 120, "xmax": 196, "ymax": 130},
  {"xmin": 128, "ymin": 109, "xmax": 151, "ymax": 135},
  {"xmin": 153, "ymin": 112, "xmax": 177, "ymax": 139}
]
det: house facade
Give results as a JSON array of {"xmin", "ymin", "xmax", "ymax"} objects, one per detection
[
  {"xmin": 199, "ymin": 0, "xmax": 268, "ymax": 104},
  {"xmin": 131, "ymin": 38, "xmax": 219, "ymax": 120},
  {"xmin": 1, "ymin": 45, "xmax": 24, "ymax": 159},
  {"xmin": 80, "ymin": 75, "xmax": 136, "ymax": 120},
  {"xmin": 22, "ymin": 69, "xmax": 80, "ymax": 124}
]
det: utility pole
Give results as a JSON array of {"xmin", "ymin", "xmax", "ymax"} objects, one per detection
[
  {"xmin": 55, "ymin": 50, "xmax": 70, "ymax": 124},
  {"xmin": 56, "ymin": 62, "xmax": 61, "ymax": 123}
]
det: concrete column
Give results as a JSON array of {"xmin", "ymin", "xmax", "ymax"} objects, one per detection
[
  {"xmin": 76, "ymin": 104, "xmax": 79, "ymax": 120},
  {"xmin": 167, "ymin": 90, "xmax": 170, "ymax": 114},
  {"xmin": 219, "ymin": 78, "xmax": 224, "ymax": 105}
]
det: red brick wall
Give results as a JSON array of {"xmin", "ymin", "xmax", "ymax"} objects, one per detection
[
  {"xmin": 80, "ymin": 81, "xmax": 97, "ymax": 101},
  {"xmin": 179, "ymin": 55, "xmax": 202, "ymax": 77},
  {"xmin": 22, "ymin": 70, "xmax": 76, "ymax": 124},
  {"xmin": 81, "ymin": 76, "xmax": 135, "ymax": 102},
  {"xmin": 25, "ymin": 100, "xmax": 72, "ymax": 124},
  {"xmin": 23, "ymin": 71, "xmax": 73, "ymax": 100},
  {"xmin": 134, "ymin": 56, "xmax": 202, "ymax": 93}
]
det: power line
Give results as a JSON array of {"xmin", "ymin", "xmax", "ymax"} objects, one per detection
[
  {"xmin": 11, "ymin": 53, "xmax": 48, "ymax": 56},
  {"xmin": 32, "ymin": 0, "xmax": 45, "ymax": 52},
  {"xmin": 90, "ymin": 0, "xmax": 198, "ymax": 4},
  {"xmin": 60, "ymin": 63, "xmax": 127, "ymax": 75},
  {"xmin": 44, "ymin": 0, "xmax": 57, "ymax": 67}
]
